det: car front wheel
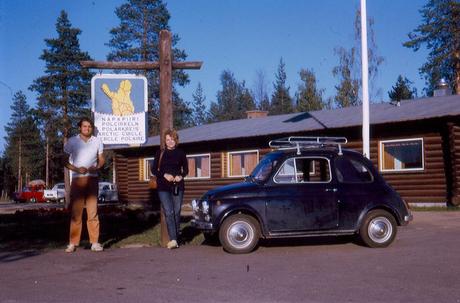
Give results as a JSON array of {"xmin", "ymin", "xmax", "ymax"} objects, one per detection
[
  {"xmin": 359, "ymin": 209, "xmax": 397, "ymax": 248},
  {"xmin": 219, "ymin": 214, "xmax": 260, "ymax": 254}
]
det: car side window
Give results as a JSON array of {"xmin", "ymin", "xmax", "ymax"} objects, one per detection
[
  {"xmin": 335, "ymin": 157, "xmax": 374, "ymax": 183},
  {"xmin": 274, "ymin": 158, "xmax": 296, "ymax": 183},
  {"xmin": 274, "ymin": 157, "xmax": 331, "ymax": 183}
]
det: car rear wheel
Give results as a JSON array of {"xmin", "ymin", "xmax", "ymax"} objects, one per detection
[
  {"xmin": 219, "ymin": 214, "xmax": 260, "ymax": 254},
  {"xmin": 359, "ymin": 209, "xmax": 397, "ymax": 248}
]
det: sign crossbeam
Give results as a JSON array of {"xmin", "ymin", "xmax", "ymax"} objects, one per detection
[{"xmin": 80, "ymin": 60, "xmax": 202, "ymax": 70}]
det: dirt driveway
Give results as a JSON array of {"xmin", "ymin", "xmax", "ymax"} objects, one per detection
[{"xmin": 0, "ymin": 211, "xmax": 459, "ymax": 303}]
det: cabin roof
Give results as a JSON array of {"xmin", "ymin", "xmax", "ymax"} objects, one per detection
[{"xmin": 111, "ymin": 94, "xmax": 460, "ymax": 149}]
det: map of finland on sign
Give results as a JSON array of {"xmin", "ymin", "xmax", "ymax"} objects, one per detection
[{"xmin": 91, "ymin": 74, "xmax": 148, "ymax": 145}]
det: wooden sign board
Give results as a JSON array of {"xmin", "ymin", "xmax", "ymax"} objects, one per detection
[{"xmin": 91, "ymin": 74, "xmax": 148, "ymax": 145}]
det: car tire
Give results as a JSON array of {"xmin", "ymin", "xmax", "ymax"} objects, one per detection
[
  {"xmin": 219, "ymin": 214, "xmax": 260, "ymax": 254},
  {"xmin": 359, "ymin": 209, "xmax": 397, "ymax": 248}
]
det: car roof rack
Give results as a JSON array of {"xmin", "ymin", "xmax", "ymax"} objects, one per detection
[{"xmin": 269, "ymin": 136, "xmax": 348, "ymax": 155}]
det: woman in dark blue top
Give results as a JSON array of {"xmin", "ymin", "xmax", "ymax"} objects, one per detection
[{"xmin": 151, "ymin": 129, "xmax": 188, "ymax": 249}]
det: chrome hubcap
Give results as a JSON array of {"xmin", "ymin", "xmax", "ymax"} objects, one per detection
[
  {"xmin": 368, "ymin": 216, "xmax": 393, "ymax": 243},
  {"xmin": 227, "ymin": 221, "xmax": 254, "ymax": 249}
]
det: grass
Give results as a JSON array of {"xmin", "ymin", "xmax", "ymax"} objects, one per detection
[
  {"xmin": 113, "ymin": 220, "xmax": 204, "ymax": 248},
  {"xmin": 410, "ymin": 206, "xmax": 460, "ymax": 211}
]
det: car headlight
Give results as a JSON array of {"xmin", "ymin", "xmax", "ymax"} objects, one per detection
[
  {"xmin": 191, "ymin": 199, "xmax": 198, "ymax": 212},
  {"xmin": 202, "ymin": 201, "xmax": 210, "ymax": 214}
]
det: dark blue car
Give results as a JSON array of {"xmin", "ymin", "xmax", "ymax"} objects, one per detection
[{"xmin": 191, "ymin": 137, "xmax": 413, "ymax": 254}]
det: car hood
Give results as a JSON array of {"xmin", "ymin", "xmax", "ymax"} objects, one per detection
[{"xmin": 205, "ymin": 182, "xmax": 259, "ymax": 200}]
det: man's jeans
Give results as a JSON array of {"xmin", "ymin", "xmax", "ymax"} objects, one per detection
[
  {"xmin": 158, "ymin": 190, "xmax": 183, "ymax": 241},
  {"xmin": 69, "ymin": 176, "xmax": 100, "ymax": 245}
]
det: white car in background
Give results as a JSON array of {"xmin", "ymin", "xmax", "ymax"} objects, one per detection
[
  {"xmin": 43, "ymin": 183, "xmax": 65, "ymax": 203},
  {"xmin": 98, "ymin": 182, "xmax": 119, "ymax": 204}
]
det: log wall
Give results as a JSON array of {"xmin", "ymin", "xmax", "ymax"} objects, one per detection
[
  {"xmin": 449, "ymin": 123, "xmax": 460, "ymax": 205},
  {"xmin": 114, "ymin": 120, "xmax": 460, "ymax": 207}
]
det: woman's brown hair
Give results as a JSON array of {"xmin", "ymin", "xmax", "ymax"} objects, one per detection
[{"xmin": 163, "ymin": 129, "xmax": 179, "ymax": 147}]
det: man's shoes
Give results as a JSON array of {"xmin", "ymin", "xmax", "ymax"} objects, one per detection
[
  {"xmin": 167, "ymin": 240, "xmax": 179, "ymax": 249},
  {"xmin": 65, "ymin": 244, "xmax": 76, "ymax": 253},
  {"xmin": 91, "ymin": 243, "xmax": 104, "ymax": 252}
]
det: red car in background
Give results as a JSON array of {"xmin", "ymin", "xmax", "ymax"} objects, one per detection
[{"xmin": 13, "ymin": 180, "xmax": 47, "ymax": 203}]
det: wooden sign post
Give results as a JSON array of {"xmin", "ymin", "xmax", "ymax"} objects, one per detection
[{"xmin": 80, "ymin": 30, "xmax": 202, "ymax": 247}]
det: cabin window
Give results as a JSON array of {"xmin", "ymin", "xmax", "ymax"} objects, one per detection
[
  {"xmin": 227, "ymin": 150, "xmax": 259, "ymax": 177},
  {"xmin": 186, "ymin": 154, "xmax": 211, "ymax": 179},
  {"xmin": 143, "ymin": 157, "xmax": 155, "ymax": 181},
  {"xmin": 274, "ymin": 157, "xmax": 330, "ymax": 183},
  {"xmin": 379, "ymin": 138, "xmax": 424, "ymax": 172}
]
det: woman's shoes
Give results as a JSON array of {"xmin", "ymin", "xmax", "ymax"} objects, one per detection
[{"xmin": 167, "ymin": 240, "xmax": 179, "ymax": 249}]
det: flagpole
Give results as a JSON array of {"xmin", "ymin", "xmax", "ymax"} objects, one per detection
[{"xmin": 361, "ymin": 0, "xmax": 370, "ymax": 159}]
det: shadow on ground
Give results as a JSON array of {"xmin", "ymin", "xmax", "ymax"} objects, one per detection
[
  {"xmin": 0, "ymin": 207, "xmax": 360, "ymax": 262},
  {"xmin": 259, "ymin": 235, "xmax": 357, "ymax": 248},
  {"xmin": 0, "ymin": 206, "xmax": 168, "ymax": 262}
]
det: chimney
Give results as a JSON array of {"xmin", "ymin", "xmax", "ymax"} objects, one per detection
[
  {"xmin": 433, "ymin": 78, "xmax": 452, "ymax": 97},
  {"xmin": 246, "ymin": 110, "xmax": 268, "ymax": 119}
]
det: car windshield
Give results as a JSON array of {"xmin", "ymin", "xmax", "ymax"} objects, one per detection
[{"xmin": 249, "ymin": 154, "xmax": 279, "ymax": 182}]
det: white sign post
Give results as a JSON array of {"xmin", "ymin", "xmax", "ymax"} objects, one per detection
[{"xmin": 91, "ymin": 74, "xmax": 148, "ymax": 145}]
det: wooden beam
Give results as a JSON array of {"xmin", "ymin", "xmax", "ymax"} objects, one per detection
[
  {"xmin": 159, "ymin": 29, "xmax": 173, "ymax": 247},
  {"xmin": 80, "ymin": 60, "xmax": 202, "ymax": 70},
  {"xmin": 172, "ymin": 62, "xmax": 203, "ymax": 70}
]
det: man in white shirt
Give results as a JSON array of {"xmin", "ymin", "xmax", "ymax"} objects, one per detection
[{"xmin": 63, "ymin": 117, "xmax": 105, "ymax": 253}]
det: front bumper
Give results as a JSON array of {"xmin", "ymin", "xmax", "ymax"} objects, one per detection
[
  {"xmin": 191, "ymin": 219, "xmax": 214, "ymax": 230},
  {"xmin": 401, "ymin": 211, "xmax": 413, "ymax": 226},
  {"xmin": 404, "ymin": 213, "xmax": 413, "ymax": 222}
]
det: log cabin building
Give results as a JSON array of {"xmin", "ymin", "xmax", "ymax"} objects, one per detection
[{"xmin": 111, "ymin": 94, "xmax": 460, "ymax": 209}]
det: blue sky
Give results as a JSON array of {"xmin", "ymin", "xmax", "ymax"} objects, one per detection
[{"xmin": 0, "ymin": 0, "xmax": 428, "ymax": 152}]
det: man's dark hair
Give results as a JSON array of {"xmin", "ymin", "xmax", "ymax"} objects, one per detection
[{"xmin": 78, "ymin": 117, "xmax": 94, "ymax": 128}]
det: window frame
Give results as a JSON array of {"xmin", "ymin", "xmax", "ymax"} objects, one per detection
[
  {"xmin": 273, "ymin": 156, "xmax": 332, "ymax": 184},
  {"xmin": 185, "ymin": 153, "xmax": 212, "ymax": 180},
  {"xmin": 379, "ymin": 138, "xmax": 424, "ymax": 173},
  {"xmin": 227, "ymin": 150, "xmax": 260, "ymax": 178},
  {"xmin": 143, "ymin": 157, "xmax": 155, "ymax": 181}
]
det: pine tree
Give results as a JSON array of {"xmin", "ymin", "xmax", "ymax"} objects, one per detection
[
  {"xmin": 270, "ymin": 58, "xmax": 294, "ymax": 114},
  {"xmin": 29, "ymin": 10, "xmax": 92, "ymax": 185},
  {"xmin": 4, "ymin": 91, "xmax": 44, "ymax": 191},
  {"xmin": 173, "ymin": 95, "xmax": 193, "ymax": 129},
  {"xmin": 333, "ymin": 9, "xmax": 384, "ymax": 108},
  {"xmin": 208, "ymin": 70, "xmax": 255, "ymax": 122},
  {"xmin": 404, "ymin": 0, "xmax": 460, "ymax": 95},
  {"xmin": 295, "ymin": 68, "xmax": 325, "ymax": 112},
  {"xmin": 190, "ymin": 83, "xmax": 208, "ymax": 126},
  {"xmin": 106, "ymin": 0, "xmax": 191, "ymax": 134},
  {"xmin": 388, "ymin": 75, "xmax": 417, "ymax": 101}
]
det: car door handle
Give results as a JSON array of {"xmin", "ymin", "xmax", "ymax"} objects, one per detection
[{"xmin": 325, "ymin": 188, "xmax": 338, "ymax": 192}]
